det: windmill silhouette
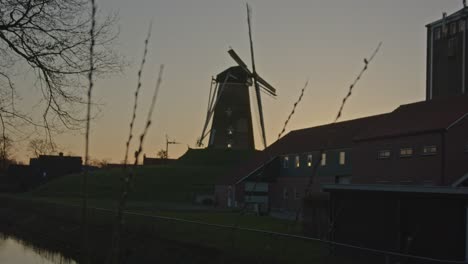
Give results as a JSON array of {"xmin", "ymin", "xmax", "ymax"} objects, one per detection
[{"xmin": 197, "ymin": 3, "xmax": 277, "ymax": 150}]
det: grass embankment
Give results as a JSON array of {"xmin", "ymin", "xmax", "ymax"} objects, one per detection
[{"xmin": 32, "ymin": 148, "xmax": 255, "ymax": 204}]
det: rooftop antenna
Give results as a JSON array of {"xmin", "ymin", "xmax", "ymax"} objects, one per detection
[{"xmin": 165, "ymin": 134, "xmax": 180, "ymax": 159}]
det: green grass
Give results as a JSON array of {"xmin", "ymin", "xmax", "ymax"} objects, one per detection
[
  {"xmin": 31, "ymin": 148, "xmax": 257, "ymax": 205},
  {"xmin": 32, "ymin": 165, "xmax": 225, "ymax": 202}
]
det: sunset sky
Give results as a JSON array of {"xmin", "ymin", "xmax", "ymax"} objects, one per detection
[{"xmin": 11, "ymin": 0, "xmax": 464, "ymax": 163}]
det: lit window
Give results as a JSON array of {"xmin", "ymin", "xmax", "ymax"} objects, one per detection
[
  {"xmin": 283, "ymin": 188, "xmax": 288, "ymax": 200},
  {"xmin": 307, "ymin": 154, "xmax": 312, "ymax": 167},
  {"xmin": 460, "ymin": 20, "xmax": 466, "ymax": 32},
  {"xmin": 227, "ymin": 126, "xmax": 234, "ymax": 135},
  {"xmin": 422, "ymin": 145, "xmax": 437, "ymax": 155},
  {"xmin": 378, "ymin": 150, "xmax": 391, "ymax": 159},
  {"xmin": 295, "ymin": 155, "xmax": 300, "ymax": 168},
  {"xmin": 451, "ymin": 23, "xmax": 457, "ymax": 35},
  {"xmin": 400, "ymin": 148, "xmax": 413, "ymax": 157},
  {"xmin": 283, "ymin": 156, "xmax": 289, "ymax": 168},
  {"xmin": 339, "ymin": 152, "xmax": 346, "ymax": 165},
  {"xmin": 227, "ymin": 143, "xmax": 232, "ymax": 149},
  {"xmin": 321, "ymin": 153, "xmax": 326, "ymax": 166},
  {"xmin": 435, "ymin": 27, "xmax": 441, "ymax": 40}
]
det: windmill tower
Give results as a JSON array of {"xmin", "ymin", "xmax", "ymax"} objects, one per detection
[{"xmin": 197, "ymin": 4, "xmax": 277, "ymax": 150}]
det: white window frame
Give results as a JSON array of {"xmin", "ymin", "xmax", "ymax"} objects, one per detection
[
  {"xmin": 283, "ymin": 156, "xmax": 289, "ymax": 168},
  {"xmin": 400, "ymin": 147, "xmax": 413, "ymax": 157},
  {"xmin": 378, "ymin": 150, "xmax": 391, "ymax": 159},
  {"xmin": 422, "ymin": 145, "xmax": 437, "ymax": 156},
  {"xmin": 321, "ymin": 153, "xmax": 326, "ymax": 166},
  {"xmin": 295, "ymin": 155, "xmax": 300, "ymax": 168},
  {"xmin": 339, "ymin": 151, "xmax": 346, "ymax": 165},
  {"xmin": 307, "ymin": 154, "xmax": 313, "ymax": 167}
]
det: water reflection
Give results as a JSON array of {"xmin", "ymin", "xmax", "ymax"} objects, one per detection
[{"xmin": 0, "ymin": 234, "xmax": 76, "ymax": 264}]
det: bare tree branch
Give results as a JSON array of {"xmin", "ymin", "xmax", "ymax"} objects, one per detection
[{"xmin": 0, "ymin": 0, "xmax": 121, "ymax": 141}]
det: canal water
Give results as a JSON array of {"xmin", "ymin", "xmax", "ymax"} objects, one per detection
[{"xmin": 0, "ymin": 235, "xmax": 76, "ymax": 264}]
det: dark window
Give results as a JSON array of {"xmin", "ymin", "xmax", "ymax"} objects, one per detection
[
  {"xmin": 435, "ymin": 27, "xmax": 442, "ymax": 40},
  {"xmin": 450, "ymin": 22, "xmax": 457, "ymax": 35},
  {"xmin": 378, "ymin": 150, "xmax": 391, "ymax": 159},
  {"xmin": 283, "ymin": 156, "xmax": 289, "ymax": 168},
  {"xmin": 448, "ymin": 38, "xmax": 457, "ymax": 57},
  {"xmin": 422, "ymin": 145, "xmax": 437, "ymax": 155},
  {"xmin": 335, "ymin": 175, "xmax": 352, "ymax": 184},
  {"xmin": 294, "ymin": 188, "xmax": 300, "ymax": 200},
  {"xmin": 465, "ymin": 143, "xmax": 468, "ymax": 153},
  {"xmin": 400, "ymin": 148, "xmax": 413, "ymax": 157},
  {"xmin": 283, "ymin": 188, "xmax": 288, "ymax": 200},
  {"xmin": 460, "ymin": 20, "xmax": 466, "ymax": 32}
]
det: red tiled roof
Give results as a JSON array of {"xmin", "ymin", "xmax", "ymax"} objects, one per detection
[
  {"xmin": 218, "ymin": 114, "xmax": 387, "ymax": 185},
  {"xmin": 355, "ymin": 96, "xmax": 468, "ymax": 141}
]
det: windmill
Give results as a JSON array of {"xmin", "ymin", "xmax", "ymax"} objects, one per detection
[{"xmin": 197, "ymin": 3, "xmax": 277, "ymax": 150}]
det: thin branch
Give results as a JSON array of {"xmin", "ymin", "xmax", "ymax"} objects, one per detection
[
  {"xmin": 277, "ymin": 79, "xmax": 309, "ymax": 140},
  {"xmin": 123, "ymin": 22, "xmax": 152, "ymax": 166},
  {"xmin": 334, "ymin": 42, "xmax": 382, "ymax": 123}
]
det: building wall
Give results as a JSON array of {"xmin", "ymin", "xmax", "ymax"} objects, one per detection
[
  {"xmin": 269, "ymin": 149, "xmax": 351, "ymax": 211},
  {"xmin": 427, "ymin": 18, "xmax": 468, "ymax": 100},
  {"xmin": 446, "ymin": 115, "xmax": 468, "ymax": 185},
  {"xmin": 328, "ymin": 190, "xmax": 467, "ymax": 262},
  {"xmin": 353, "ymin": 133, "xmax": 443, "ymax": 185}
]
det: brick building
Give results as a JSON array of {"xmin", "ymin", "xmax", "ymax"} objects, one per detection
[{"xmin": 353, "ymin": 96, "xmax": 468, "ymax": 186}]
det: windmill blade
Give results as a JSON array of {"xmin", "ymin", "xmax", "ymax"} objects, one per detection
[
  {"xmin": 246, "ymin": 3, "xmax": 267, "ymax": 149},
  {"xmin": 228, "ymin": 48, "xmax": 252, "ymax": 75},
  {"xmin": 257, "ymin": 75, "xmax": 277, "ymax": 96}
]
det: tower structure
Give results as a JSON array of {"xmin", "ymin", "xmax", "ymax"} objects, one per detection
[
  {"xmin": 208, "ymin": 66, "xmax": 255, "ymax": 149},
  {"xmin": 426, "ymin": 6, "xmax": 468, "ymax": 100}
]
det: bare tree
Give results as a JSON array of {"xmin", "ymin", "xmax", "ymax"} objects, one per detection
[
  {"xmin": 0, "ymin": 0, "xmax": 121, "ymax": 141},
  {"xmin": 0, "ymin": 136, "xmax": 14, "ymax": 171},
  {"xmin": 28, "ymin": 138, "xmax": 57, "ymax": 157},
  {"xmin": 156, "ymin": 149, "xmax": 167, "ymax": 159}
]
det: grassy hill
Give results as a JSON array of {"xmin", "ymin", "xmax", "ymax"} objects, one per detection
[{"xmin": 31, "ymin": 148, "xmax": 257, "ymax": 204}]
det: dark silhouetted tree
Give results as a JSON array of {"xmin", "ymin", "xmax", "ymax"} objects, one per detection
[
  {"xmin": 28, "ymin": 138, "xmax": 57, "ymax": 157},
  {"xmin": 0, "ymin": 0, "xmax": 121, "ymax": 141},
  {"xmin": 157, "ymin": 149, "xmax": 167, "ymax": 159}
]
